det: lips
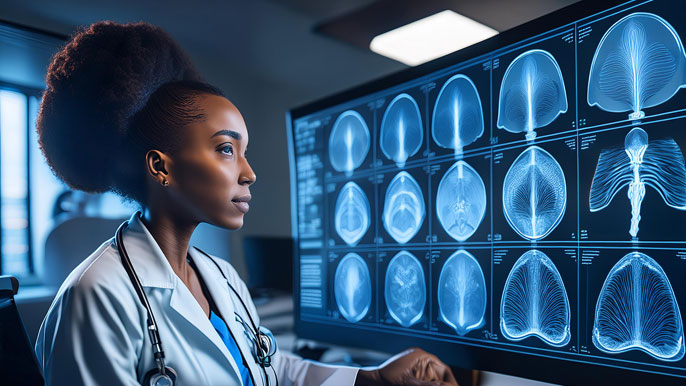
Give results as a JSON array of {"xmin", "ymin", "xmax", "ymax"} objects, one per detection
[{"xmin": 231, "ymin": 194, "xmax": 251, "ymax": 214}]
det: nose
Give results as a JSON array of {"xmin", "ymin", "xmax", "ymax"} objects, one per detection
[{"xmin": 239, "ymin": 156, "xmax": 256, "ymax": 186}]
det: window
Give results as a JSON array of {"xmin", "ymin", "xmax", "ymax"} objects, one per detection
[{"xmin": 0, "ymin": 86, "xmax": 63, "ymax": 278}]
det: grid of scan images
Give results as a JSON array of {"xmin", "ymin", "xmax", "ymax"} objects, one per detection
[{"xmin": 290, "ymin": 0, "xmax": 686, "ymax": 378}]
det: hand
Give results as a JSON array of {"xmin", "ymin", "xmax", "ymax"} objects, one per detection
[{"xmin": 355, "ymin": 347, "xmax": 459, "ymax": 386}]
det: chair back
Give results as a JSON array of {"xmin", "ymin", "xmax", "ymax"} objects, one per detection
[
  {"xmin": 43, "ymin": 217, "xmax": 125, "ymax": 287},
  {"xmin": 0, "ymin": 275, "xmax": 44, "ymax": 385}
]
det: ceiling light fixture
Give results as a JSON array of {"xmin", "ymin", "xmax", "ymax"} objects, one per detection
[{"xmin": 369, "ymin": 10, "xmax": 498, "ymax": 66}]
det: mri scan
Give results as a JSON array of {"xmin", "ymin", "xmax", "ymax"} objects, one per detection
[
  {"xmin": 432, "ymin": 74, "xmax": 485, "ymax": 157},
  {"xmin": 380, "ymin": 93, "xmax": 424, "ymax": 168},
  {"xmin": 588, "ymin": 12, "xmax": 686, "ymax": 119},
  {"xmin": 383, "ymin": 171, "xmax": 426, "ymax": 243},
  {"xmin": 500, "ymin": 250, "xmax": 571, "ymax": 347},
  {"xmin": 334, "ymin": 253, "xmax": 372, "ymax": 323},
  {"xmin": 292, "ymin": 0, "xmax": 686, "ymax": 379},
  {"xmin": 593, "ymin": 252, "xmax": 684, "ymax": 361},
  {"xmin": 497, "ymin": 49, "xmax": 568, "ymax": 141},
  {"xmin": 384, "ymin": 251, "xmax": 426, "ymax": 327},
  {"xmin": 328, "ymin": 110, "xmax": 371, "ymax": 176},
  {"xmin": 589, "ymin": 127, "xmax": 686, "ymax": 237},
  {"xmin": 436, "ymin": 160, "xmax": 487, "ymax": 242},
  {"xmin": 503, "ymin": 146, "xmax": 567, "ymax": 240},
  {"xmin": 334, "ymin": 181, "xmax": 371, "ymax": 246},
  {"xmin": 437, "ymin": 250, "xmax": 487, "ymax": 336}
]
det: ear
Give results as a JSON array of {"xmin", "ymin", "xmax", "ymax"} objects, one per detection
[{"xmin": 145, "ymin": 150, "xmax": 173, "ymax": 186}]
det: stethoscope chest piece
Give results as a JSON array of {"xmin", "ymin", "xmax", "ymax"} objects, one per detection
[{"xmin": 143, "ymin": 365, "xmax": 177, "ymax": 386}]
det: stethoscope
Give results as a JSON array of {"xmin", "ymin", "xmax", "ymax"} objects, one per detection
[{"xmin": 114, "ymin": 216, "xmax": 278, "ymax": 386}]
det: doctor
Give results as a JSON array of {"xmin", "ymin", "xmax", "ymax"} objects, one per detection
[{"xmin": 34, "ymin": 21, "xmax": 458, "ymax": 386}]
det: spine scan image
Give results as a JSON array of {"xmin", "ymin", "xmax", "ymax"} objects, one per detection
[
  {"xmin": 431, "ymin": 74, "xmax": 485, "ymax": 157},
  {"xmin": 497, "ymin": 49, "xmax": 568, "ymax": 141},
  {"xmin": 500, "ymin": 250, "xmax": 571, "ymax": 347},
  {"xmin": 588, "ymin": 12, "xmax": 686, "ymax": 120},
  {"xmin": 436, "ymin": 160, "xmax": 487, "ymax": 242},
  {"xmin": 593, "ymin": 252, "xmax": 685, "ymax": 361},
  {"xmin": 334, "ymin": 253, "xmax": 372, "ymax": 323},
  {"xmin": 437, "ymin": 250, "xmax": 487, "ymax": 336},
  {"xmin": 503, "ymin": 145, "xmax": 567, "ymax": 240},
  {"xmin": 328, "ymin": 110, "xmax": 371, "ymax": 176},
  {"xmin": 334, "ymin": 181, "xmax": 371, "ymax": 246},
  {"xmin": 382, "ymin": 171, "xmax": 426, "ymax": 244},
  {"xmin": 380, "ymin": 93, "xmax": 423, "ymax": 168},
  {"xmin": 384, "ymin": 251, "xmax": 426, "ymax": 327},
  {"xmin": 589, "ymin": 127, "xmax": 686, "ymax": 238}
]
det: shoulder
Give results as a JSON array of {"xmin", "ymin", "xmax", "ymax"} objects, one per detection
[{"xmin": 49, "ymin": 238, "xmax": 142, "ymax": 320}]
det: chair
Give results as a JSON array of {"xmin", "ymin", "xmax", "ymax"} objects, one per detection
[
  {"xmin": 42, "ymin": 217, "xmax": 126, "ymax": 287},
  {"xmin": 0, "ymin": 275, "xmax": 44, "ymax": 385}
]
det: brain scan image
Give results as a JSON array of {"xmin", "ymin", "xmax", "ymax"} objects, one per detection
[
  {"xmin": 328, "ymin": 110, "xmax": 371, "ymax": 176},
  {"xmin": 500, "ymin": 250, "xmax": 571, "ymax": 347},
  {"xmin": 432, "ymin": 74, "xmax": 485, "ymax": 157},
  {"xmin": 593, "ymin": 252, "xmax": 685, "ymax": 361},
  {"xmin": 503, "ymin": 146, "xmax": 567, "ymax": 240},
  {"xmin": 497, "ymin": 49, "xmax": 568, "ymax": 141},
  {"xmin": 437, "ymin": 250, "xmax": 487, "ymax": 336},
  {"xmin": 384, "ymin": 251, "xmax": 426, "ymax": 327},
  {"xmin": 334, "ymin": 182, "xmax": 371, "ymax": 246},
  {"xmin": 380, "ymin": 93, "xmax": 424, "ymax": 168},
  {"xmin": 588, "ymin": 12, "xmax": 686, "ymax": 120},
  {"xmin": 383, "ymin": 171, "xmax": 426, "ymax": 244},
  {"xmin": 590, "ymin": 127, "xmax": 686, "ymax": 238},
  {"xmin": 334, "ymin": 253, "xmax": 372, "ymax": 323},
  {"xmin": 436, "ymin": 160, "xmax": 487, "ymax": 242}
]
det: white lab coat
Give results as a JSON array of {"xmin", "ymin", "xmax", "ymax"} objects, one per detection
[{"xmin": 35, "ymin": 212, "xmax": 359, "ymax": 385}]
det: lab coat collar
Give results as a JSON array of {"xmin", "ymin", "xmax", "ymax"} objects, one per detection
[
  {"xmin": 119, "ymin": 212, "xmax": 177, "ymax": 289},
  {"xmin": 119, "ymin": 212, "xmax": 246, "ymax": 384},
  {"xmin": 187, "ymin": 247, "xmax": 265, "ymax": 386}
]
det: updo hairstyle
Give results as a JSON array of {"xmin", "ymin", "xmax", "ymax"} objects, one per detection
[{"xmin": 37, "ymin": 21, "xmax": 224, "ymax": 204}]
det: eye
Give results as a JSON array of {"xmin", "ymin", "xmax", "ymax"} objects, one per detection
[{"xmin": 219, "ymin": 144, "xmax": 234, "ymax": 156}]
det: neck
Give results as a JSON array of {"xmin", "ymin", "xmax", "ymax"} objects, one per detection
[{"xmin": 140, "ymin": 207, "xmax": 199, "ymax": 279}]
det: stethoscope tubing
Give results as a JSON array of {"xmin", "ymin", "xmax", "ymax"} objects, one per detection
[{"xmin": 115, "ymin": 217, "xmax": 277, "ymax": 386}]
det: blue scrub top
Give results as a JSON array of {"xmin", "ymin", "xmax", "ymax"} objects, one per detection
[{"xmin": 209, "ymin": 310, "xmax": 254, "ymax": 386}]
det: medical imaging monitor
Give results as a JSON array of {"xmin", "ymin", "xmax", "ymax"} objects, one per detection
[{"xmin": 286, "ymin": 0, "xmax": 686, "ymax": 384}]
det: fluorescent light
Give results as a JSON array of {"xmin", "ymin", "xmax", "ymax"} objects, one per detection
[{"xmin": 370, "ymin": 10, "xmax": 498, "ymax": 66}]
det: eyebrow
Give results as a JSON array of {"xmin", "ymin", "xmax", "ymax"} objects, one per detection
[{"xmin": 211, "ymin": 129, "xmax": 241, "ymax": 140}]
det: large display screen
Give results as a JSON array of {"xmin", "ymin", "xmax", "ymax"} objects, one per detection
[{"xmin": 287, "ymin": 1, "xmax": 686, "ymax": 384}]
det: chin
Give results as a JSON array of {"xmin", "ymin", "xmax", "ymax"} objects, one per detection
[{"xmin": 220, "ymin": 215, "xmax": 244, "ymax": 230}]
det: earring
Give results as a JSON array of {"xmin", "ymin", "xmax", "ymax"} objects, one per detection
[{"xmin": 162, "ymin": 180, "xmax": 169, "ymax": 186}]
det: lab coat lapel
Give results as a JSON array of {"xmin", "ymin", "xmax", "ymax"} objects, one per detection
[
  {"xmin": 168, "ymin": 284, "xmax": 244, "ymax": 382},
  {"xmin": 121, "ymin": 213, "xmax": 244, "ymax": 383},
  {"xmin": 188, "ymin": 248, "xmax": 265, "ymax": 386}
]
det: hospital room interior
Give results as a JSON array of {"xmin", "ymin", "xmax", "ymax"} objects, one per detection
[{"xmin": 1, "ymin": 0, "xmax": 685, "ymax": 385}]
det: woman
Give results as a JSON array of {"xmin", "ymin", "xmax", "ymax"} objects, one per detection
[{"xmin": 34, "ymin": 21, "xmax": 458, "ymax": 386}]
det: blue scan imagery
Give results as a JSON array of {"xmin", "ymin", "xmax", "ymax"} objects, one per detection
[
  {"xmin": 329, "ymin": 110, "xmax": 371, "ymax": 176},
  {"xmin": 432, "ymin": 74, "xmax": 484, "ymax": 157},
  {"xmin": 384, "ymin": 251, "xmax": 426, "ymax": 327},
  {"xmin": 497, "ymin": 49, "xmax": 567, "ymax": 141},
  {"xmin": 334, "ymin": 182, "xmax": 371, "ymax": 246},
  {"xmin": 589, "ymin": 127, "xmax": 686, "ymax": 237},
  {"xmin": 593, "ymin": 252, "xmax": 685, "ymax": 361},
  {"xmin": 500, "ymin": 250, "xmax": 571, "ymax": 347},
  {"xmin": 380, "ymin": 93, "xmax": 424, "ymax": 168},
  {"xmin": 436, "ymin": 160, "xmax": 487, "ymax": 242},
  {"xmin": 588, "ymin": 12, "xmax": 686, "ymax": 120},
  {"xmin": 334, "ymin": 253, "xmax": 372, "ymax": 323},
  {"xmin": 503, "ymin": 146, "xmax": 567, "ymax": 240},
  {"xmin": 437, "ymin": 250, "xmax": 487, "ymax": 336},
  {"xmin": 383, "ymin": 171, "xmax": 426, "ymax": 244}
]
